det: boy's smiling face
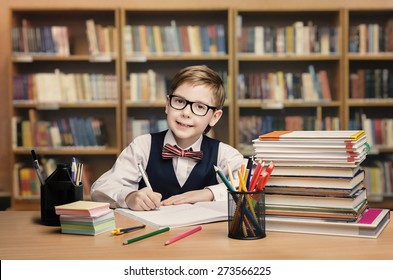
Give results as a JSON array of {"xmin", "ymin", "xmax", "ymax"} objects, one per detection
[{"xmin": 165, "ymin": 82, "xmax": 222, "ymax": 149}]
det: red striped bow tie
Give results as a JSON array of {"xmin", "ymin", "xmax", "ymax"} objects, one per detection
[{"xmin": 162, "ymin": 143, "xmax": 203, "ymax": 161}]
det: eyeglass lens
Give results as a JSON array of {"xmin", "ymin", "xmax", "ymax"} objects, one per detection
[{"xmin": 170, "ymin": 96, "xmax": 211, "ymax": 116}]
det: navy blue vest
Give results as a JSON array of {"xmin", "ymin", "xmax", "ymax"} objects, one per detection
[{"xmin": 139, "ymin": 130, "xmax": 219, "ymax": 200}]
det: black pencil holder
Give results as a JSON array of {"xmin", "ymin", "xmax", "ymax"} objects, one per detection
[
  {"xmin": 227, "ymin": 190, "xmax": 266, "ymax": 240},
  {"xmin": 40, "ymin": 163, "xmax": 83, "ymax": 226}
]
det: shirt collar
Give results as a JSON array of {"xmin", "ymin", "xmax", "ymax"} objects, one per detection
[{"xmin": 164, "ymin": 130, "xmax": 203, "ymax": 151}]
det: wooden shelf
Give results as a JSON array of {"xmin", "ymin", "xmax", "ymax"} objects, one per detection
[
  {"xmin": 237, "ymin": 54, "xmax": 341, "ymax": 61},
  {"xmin": 9, "ymin": 8, "xmax": 122, "ymax": 209},
  {"xmin": 121, "ymin": 8, "xmax": 233, "ymax": 147},
  {"xmin": 347, "ymin": 99, "xmax": 393, "ymax": 107},
  {"xmin": 348, "ymin": 53, "xmax": 393, "ymax": 60},
  {"xmin": 13, "ymin": 101, "xmax": 119, "ymax": 108},
  {"xmin": 12, "ymin": 54, "xmax": 119, "ymax": 62},
  {"xmin": 5, "ymin": 4, "xmax": 393, "ymax": 210},
  {"xmin": 126, "ymin": 54, "xmax": 230, "ymax": 62},
  {"xmin": 237, "ymin": 99, "xmax": 341, "ymax": 108},
  {"xmin": 234, "ymin": 9, "xmax": 344, "ymax": 146},
  {"xmin": 13, "ymin": 147, "xmax": 120, "ymax": 155}
]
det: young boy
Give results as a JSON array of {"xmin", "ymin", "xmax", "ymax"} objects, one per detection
[{"xmin": 91, "ymin": 65, "xmax": 244, "ymax": 210}]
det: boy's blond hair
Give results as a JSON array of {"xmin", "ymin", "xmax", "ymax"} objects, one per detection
[{"xmin": 169, "ymin": 65, "xmax": 226, "ymax": 110}]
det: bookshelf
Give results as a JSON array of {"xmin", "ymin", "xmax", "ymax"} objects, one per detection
[
  {"xmin": 9, "ymin": 9, "xmax": 122, "ymax": 210},
  {"xmin": 3, "ymin": 2, "xmax": 393, "ymax": 210},
  {"xmin": 120, "ymin": 9, "xmax": 234, "ymax": 147},
  {"xmin": 344, "ymin": 9, "xmax": 393, "ymax": 209},
  {"xmin": 233, "ymin": 9, "xmax": 344, "ymax": 156}
]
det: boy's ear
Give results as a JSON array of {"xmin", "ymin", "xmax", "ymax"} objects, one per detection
[{"xmin": 209, "ymin": 109, "xmax": 223, "ymax": 127}]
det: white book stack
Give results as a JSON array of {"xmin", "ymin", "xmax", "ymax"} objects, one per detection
[{"xmin": 252, "ymin": 130, "xmax": 390, "ymax": 238}]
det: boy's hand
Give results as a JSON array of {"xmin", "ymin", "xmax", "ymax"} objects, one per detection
[
  {"xmin": 161, "ymin": 189, "xmax": 213, "ymax": 206},
  {"xmin": 125, "ymin": 188, "xmax": 162, "ymax": 211}
]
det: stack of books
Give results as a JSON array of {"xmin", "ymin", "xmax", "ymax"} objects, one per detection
[
  {"xmin": 55, "ymin": 200, "xmax": 115, "ymax": 235},
  {"xmin": 253, "ymin": 130, "xmax": 390, "ymax": 238}
]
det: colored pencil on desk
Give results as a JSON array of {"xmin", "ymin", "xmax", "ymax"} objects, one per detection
[
  {"xmin": 164, "ymin": 226, "xmax": 202, "ymax": 245},
  {"xmin": 123, "ymin": 227, "xmax": 170, "ymax": 245},
  {"xmin": 121, "ymin": 225, "xmax": 146, "ymax": 233}
]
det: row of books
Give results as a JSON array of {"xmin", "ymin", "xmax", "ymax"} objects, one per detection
[
  {"xmin": 237, "ymin": 19, "xmax": 339, "ymax": 55},
  {"xmin": 12, "ymin": 115, "xmax": 108, "ymax": 148},
  {"xmin": 12, "ymin": 19, "xmax": 70, "ymax": 55},
  {"xmin": 348, "ymin": 20, "xmax": 393, "ymax": 54},
  {"xmin": 13, "ymin": 72, "xmax": 118, "ymax": 102},
  {"xmin": 12, "ymin": 18, "xmax": 393, "ymax": 56},
  {"xmin": 127, "ymin": 70, "xmax": 169, "ymax": 102},
  {"xmin": 85, "ymin": 19, "xmax": 118, "ymax": 56},
  {"xmin": 349, "ymin": 68, "xmax": 393, "ymax": 99},
  {"xmin": 364, "ymin": 160, "xmax": 393, "ymax": 202},
  {"xmin": 349, "ymin": 112, "xmax": 393, "ymax": 147},
  {"xmin": 238, "ymin": 115, "xmax": 340, "ymax": 148},
  {"xmin": 362, "ymin": 116, "xmax": 393, "ymax": 147},
  {"xmin": 55, "ymin": 201, "xmax": 115, "ymax": 236},
  {"xmin": 126, "ymin": 69, "xmax": 229, "ymax": 102},
  {"xmin": 126, "ymin": 117, "xmax": 168, "ymax": 143},
  {"xmin": 252, "ymin": 130, "xmax": 390, "ymax": 238},
  {"xmin": 124, "ymin": 22, "xmax": 226, "ymax": 56},
  {"xmin": 237, "ymin": 66, "xmax": 331, "ymax": 101}
]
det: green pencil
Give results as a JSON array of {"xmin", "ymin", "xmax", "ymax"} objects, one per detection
[{"xmin": 122, "ymin": 227, "xmax": 170, "ymax": 245}]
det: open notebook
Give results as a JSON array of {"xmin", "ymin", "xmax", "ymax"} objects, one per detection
[{"xmin": 116, "ymin": 201, "xmax": 228, "ymax": 228}]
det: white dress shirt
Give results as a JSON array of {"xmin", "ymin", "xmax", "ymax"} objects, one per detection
[{"xmin": 91, "ymin": 130, "xmax": 245, "ymax": 208}]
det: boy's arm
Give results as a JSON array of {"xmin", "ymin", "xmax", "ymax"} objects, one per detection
[
  {"xmin": 90, "ymin": 134, "xmax": 151, "ymax": 208},
  {"xmin": 161, "ymin": 188, "xmax": 213, "ymax": 206}
]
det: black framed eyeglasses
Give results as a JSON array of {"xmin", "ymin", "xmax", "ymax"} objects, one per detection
[{"xmin": 168, "ymin": 95, "xmax": 217, "ymax": 116}]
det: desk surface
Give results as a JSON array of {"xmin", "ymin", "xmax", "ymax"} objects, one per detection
[{"xmin": 1, "ymin": 211, "xmax": 392, "ymax": 260}]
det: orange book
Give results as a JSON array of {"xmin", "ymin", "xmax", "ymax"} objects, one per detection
[{"xmin": 259, "ymin": 130, "xmax": 365, "ymax": 141}]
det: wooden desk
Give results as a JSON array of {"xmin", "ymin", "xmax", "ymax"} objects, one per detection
[{"xmin": 1, "ymin": 211, "xmax": 392, "ymax": 260}]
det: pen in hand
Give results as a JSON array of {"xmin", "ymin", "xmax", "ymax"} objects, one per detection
[{"xmin": 137, "ymin": 163, "xmax": 152, "ymax": 189}]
